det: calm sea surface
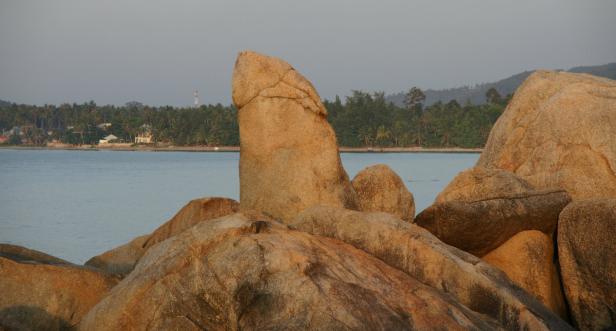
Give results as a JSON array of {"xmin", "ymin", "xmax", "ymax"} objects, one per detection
[{"xmin": 0, "ymin": 149, "xmax": 478, "ymax": 263}]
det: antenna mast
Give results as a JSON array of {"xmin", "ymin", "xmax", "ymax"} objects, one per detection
[{"xmin": 193, "ymin": 90, "xmax": 200, "ymax": 108}]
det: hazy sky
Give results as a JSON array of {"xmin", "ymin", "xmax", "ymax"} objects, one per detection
[{"xmin": 1, "ymin": 0, "xmax": 615, "ymax": 106}]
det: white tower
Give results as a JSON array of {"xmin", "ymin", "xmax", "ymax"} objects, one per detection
[{"xmin": 193, "ymin": 90, "xmax": 200, "ymax": 108}]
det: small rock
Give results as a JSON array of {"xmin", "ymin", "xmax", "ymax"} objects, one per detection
[{"xmin": 352, "ymin": 164, "xmax": 415, "ymax": 221}]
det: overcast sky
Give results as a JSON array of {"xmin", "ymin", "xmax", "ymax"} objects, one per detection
[{"xmin": 1, "ymin": 0, "xmax": 615, "ymax": 106}]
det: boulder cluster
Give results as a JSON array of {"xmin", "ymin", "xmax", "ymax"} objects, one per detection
[{"xmin": 1, "ymin": 52, "xmax": 615, "ymax": 331}]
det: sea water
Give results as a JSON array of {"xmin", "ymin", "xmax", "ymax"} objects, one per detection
[{"xmin": 0, "ymin": 149, "xmax": 478, "ymax": 263}]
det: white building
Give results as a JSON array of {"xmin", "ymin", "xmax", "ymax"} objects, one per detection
[
  {"xmin": 99, "ymin": 134, "xmax": 118, "ymax": 144},
  {"xmin": 135, "ymin": 132, "xmax": 153, "ymax": 144},
  {"xmin": 135, "ymin": 124, "xmax": 153, "ymax": 144}
]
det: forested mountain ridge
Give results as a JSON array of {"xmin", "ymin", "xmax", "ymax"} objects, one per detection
[{"xmin": 386, "ymin": 62, "xmax": 616, "ymax": 107}]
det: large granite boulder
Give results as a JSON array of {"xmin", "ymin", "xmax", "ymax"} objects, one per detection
[
  {"xmin": 435, "ymin": 167, "xmax": 534, "ymax": 203},
  {"xmin": 415, "ymin": 189, "xmax": 571, "ymax": 256},
  {"xmin": 351, "ymin": 164, "xmax": 415, "ymax": 221},
  {"xmin": 79, "ymin": 213, "xmax": 503, "ymax": 330},
  {"xmin": 233, "ymin": 50, "xmax": 357, "ymax": 222},
  {"xmin": 85, "ymin": 197, "xmax": 238, "ymax": 276},
  {"xmin": 290, "ymin": 206, "xmax": 573, "ymax": 330},
  {"xmin": 482, "ymin": 230, "xmax": 567, "ymax": 318},
  {"xmin": 0, "ymin": 246, "xmax": 118, "ymax": 331},
  {"xmin": 477, "ymin": 70, "xmax": 616, "ymax": 200},
  {"xmin": 558, "ymin": 199, "xmax": 616, "ymax": 331}
]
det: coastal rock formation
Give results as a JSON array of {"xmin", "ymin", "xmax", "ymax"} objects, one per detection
[
  {"xmin": 85, "ymin": 235, "xmax": 150, "ymax": 277},
  {"xmin": 351, "ymin": 164, "xmax": 415, "ymax": 221},
  {"xmin": 0, "ymin": 243, "xmax": 72, "ymax": 265},
  {"xmin": 482, "ymin": 230, "xmax": 567, "ymax": 318},
  {"xmin": 79, "ymin": 213, "xmax": 503, "ymax": 330},
  {"xmin": 477, "ymin": 70, "xmax": 616, "ymax": 200},
  {"xmin": 85, "ymin": 197, "xmax": 238, "ymax": 276},
  {"xmin": 0, "ymin": 247, "xmax": 118, "ymax": 331},
  {"xmin": 290, "ymin": 206, "xmax": 572, "ymax": 330},
  {"xmin": 558, "ymin": 199, "xmax": 616, "ymax": 331},
  {"xmin": 414, "ymin": 189, "xmax": 570, "ymax": 256},
  {"xmin": 233, "ymin": 51, "xmax": 357, "ymax": 222},
  {"xmin": 142, "ymin": 197, "xmax": 239, "ymax": 249},
  {"xmin": 435, "ymin": 167, "xmax": 534, "ymax": 203},
  {"xmin": 433, "ymin": 168, "xmax": 568, "ymax": 316}
]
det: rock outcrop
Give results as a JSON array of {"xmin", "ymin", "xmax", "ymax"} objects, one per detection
[
  {"xmin": 435, "ymin": 167, "xmax": 534, "ymax": 203},
  {"xmin": 0, "ymin": 247, "xmax": 118, "ymax": 331},
  {"xmin": 85, "ymin": 197, "xmax": 238, "ymax": 276},
  {"xmin": 558, "ymin": 199, "xmax": 616, "ymax": 331},
  {"xmin": 351, "ymin": 164, "xmax": 415, "ymax": 221},
  {"xmin": 432, "ymin": 167, "xmax": 568, "ymax": 317},
  {"xmin": 415, "ymin": 189, "xmax": 570, "ymax": 256},
  {"xmin": 477, "ymin": 70, "xmax": 616, "ymax": 200},
  {"xmin": 79, "ymin": 213, "xmax": 504, "ymax": 330},
  {"xmin": 482, "ymin": 230, "xmax": 567, "ymax": 318},
  {"xmin": 233, "ymin": 51, "xmax": 357, "ymax": 222},
  {"xmin": 0, "ymin": 243, "xmax": 72, "ymax": 265},
  {"xmin": 290, "ymin": 206, "xmax": 573, "ymax": 330}
]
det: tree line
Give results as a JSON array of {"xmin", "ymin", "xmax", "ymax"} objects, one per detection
[{"xmin": 0, "ymin": 88, "xmax": 508, "ymax": 148}]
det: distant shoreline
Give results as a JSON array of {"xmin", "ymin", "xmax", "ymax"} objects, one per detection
[{"xmin": 0, "ymin": 144, "xmax": 483, "ymax": 154}]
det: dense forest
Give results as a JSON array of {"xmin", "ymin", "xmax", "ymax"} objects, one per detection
[{"xmin": 0, "ymin": 88, "xmax": 509, "ymax": 148}]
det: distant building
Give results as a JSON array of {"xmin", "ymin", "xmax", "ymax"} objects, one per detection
[
  {"xmin": 135, "ymin": 133, "xmax": 153, "ymax": 144},
  {"xmin": 99, "ymin": 134, "xmax": 119, "ymax": 144},
  {"xmin": 6, "ymin": 126, "xmax": 20, "ymax": 136},
  {"xmin": 135, "ymin": 124, "xmax": 153, "ymax": 144},
  {"xmin": 97, "ymin": 123, "xmax": 112, "ymax": 130}
]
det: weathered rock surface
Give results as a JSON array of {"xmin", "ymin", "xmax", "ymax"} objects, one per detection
[
  {"xmin": 85, "ymin": 234, "xmax": 150, "ymax": 277},
  {"xmin": 0, "ymin": 247, "xmax": 118, "ymax": 331},
  {"xmin": 558, "ymin": 199, "xmax": 616, "ymax": 331},
  {"xmin": 233, "ymin": 51, "xmax": 357, "ymax": 222},
  {"xmin": 142, "ymin": 197, "xmax": 240, "ymax": 249},
  {"xmin": 482, "ymin": 230, "xmax": 567, "ymax": 318},
  {"xmin": 85, "ymin": 197, "xmax": 238, "ymax": 276},
  {"xmin": 290, "ymin": 206, "xmax": 573, "ymax": 330},
  {"xmin": 79, "ymin": 213, "xmax": 503, "ymax": 330},
  {"xmin": 415, "ymin": 189, "xmax": 571, "ymax": 256},
  {"xmin": 435, "ymin": 167, "xmax": 534, "ymax": 203},
  {"xmin": 477, "ymin": 70, "xmax": 616, "ymax": 200},
  {"xmin": 351, "ymin": 164, "xmax": 415, "ymax": 222}
]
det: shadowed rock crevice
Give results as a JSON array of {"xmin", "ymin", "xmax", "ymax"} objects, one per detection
[{"xmin": 0, "ymin": 305, "xmax": 75, "ymax": 331}]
